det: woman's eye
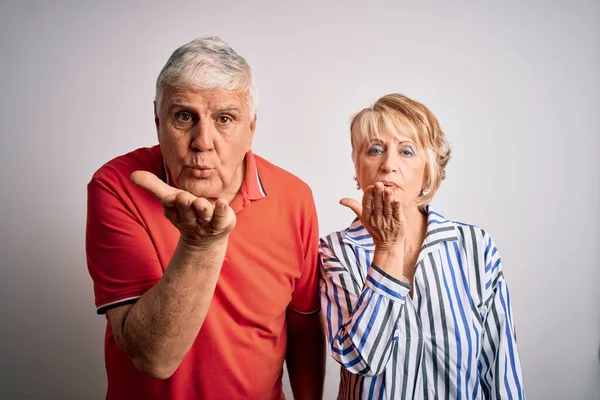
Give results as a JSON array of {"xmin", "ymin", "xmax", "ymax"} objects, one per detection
[
  {"xmin": 400, "ymin": 146, "xmax": 415, "ymax": 156},
  {"xmin": 367, "ymin": 144, "xmax": 385, "ymax": 155}
]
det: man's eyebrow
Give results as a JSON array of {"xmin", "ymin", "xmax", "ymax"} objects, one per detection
[
  {"xmin": 167, "ymin": 99, "xmax": 193, "ymax": 109},
  {"xmin": 213, "ymin": 105, "xmax": 241, "ymax": 112}
]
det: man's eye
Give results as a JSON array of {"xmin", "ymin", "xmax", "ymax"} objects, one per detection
[
  {"xmin": 175, "ymin": 112, "xmax": 192, "ymax": 122},
  {"xmin": 217, "ymin": 115, "xmax": 232, "ymax": 124}
]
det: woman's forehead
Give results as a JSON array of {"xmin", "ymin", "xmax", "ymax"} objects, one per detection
[{"xmin": 356, "ymin": 118, "xmax": 420, "ymax": 145}]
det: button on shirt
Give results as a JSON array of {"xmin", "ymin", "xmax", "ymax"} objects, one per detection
[{"xmin": 319, "ymin": 206, "xmax": 525, "ymax": 399}]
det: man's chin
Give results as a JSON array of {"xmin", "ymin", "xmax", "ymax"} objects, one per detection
[{"xmin": 180, "ymin": 181, "xmax": 221, "ymax": 200}]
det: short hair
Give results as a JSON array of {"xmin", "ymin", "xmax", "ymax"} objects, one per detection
[
  {"xmin": 155, "ymin": 36, "xmax": 258, "ymax": 116},
  {"xmin": 350, "ymin": 93, "xmax": 451, "ymax": 207}
]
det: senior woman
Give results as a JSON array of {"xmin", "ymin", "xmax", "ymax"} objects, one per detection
[{"xmin": 319, "ymin": 93, "xmax": 525, "ymax": 399}]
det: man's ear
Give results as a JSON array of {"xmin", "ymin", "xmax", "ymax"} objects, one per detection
[
  {"xmin": 154, "ymin": 101, "xmax": 160, "ymax": 135},
  {"xmin": 248, "ymin": 114, "xmax": 257, "ymax": 146}
]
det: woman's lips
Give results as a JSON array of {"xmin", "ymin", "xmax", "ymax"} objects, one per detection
[{"xmin": 380, "ymin": 181, "xmax": 399, "ymax": 190}]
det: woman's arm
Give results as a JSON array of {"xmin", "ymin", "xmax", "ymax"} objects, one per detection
[
  {"xmin": 478, "ymin": 235, "xmax": 525, "ymax": 399},
  {"xmin": 319, "ymin": 237, "xmax": 410, "ymax": 377}
]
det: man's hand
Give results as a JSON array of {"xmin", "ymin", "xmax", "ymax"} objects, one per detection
[{"xmin": 131, "ymin": 171, "xmax": 236, "ymax": 248}]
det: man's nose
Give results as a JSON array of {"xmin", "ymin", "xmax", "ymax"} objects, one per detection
[{"xmin": 190, "ymin": 120, "xmax": 215, "ymax": 152}]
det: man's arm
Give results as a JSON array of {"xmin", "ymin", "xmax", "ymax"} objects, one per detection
[
  {"xmin": 107, "ymin": 238, "xmax": 226, "ymax": 379},
  {"xmin": 286, "ymin": 310, "xmax": 325, "ymax": 400},
  {"xmin": 99, "ymin": 171, "xmax": 235, "ymax": 379},
  {"xmin": 284, "ymin": 187, "xmax": 326, "ymax": 399}
]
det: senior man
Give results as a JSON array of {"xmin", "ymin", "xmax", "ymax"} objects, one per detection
[{"xmin": 86, "ymin": 36, "xmax": 325, "ymax": 400}]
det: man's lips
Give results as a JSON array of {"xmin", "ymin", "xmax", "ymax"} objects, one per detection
[{"xmin": 187, "ymin": 166, "xmax": 214, "ymax": 178}]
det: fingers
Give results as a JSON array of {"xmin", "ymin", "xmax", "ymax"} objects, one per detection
[
  {"xmin": 362, "ymin": 186, "xmax": 374, "ymax": 221},
  {"xmin": 383, "ymin": 188, "xmax": 393, "ymax": 217},
  {"xmin": 163, "ymin": 205, "xmax": 179, "ymax": 224},
  {"xmin": 175, "ymin": 191, "xmax": 199, "ymax": 225},
  {"xmin": 162, "ymin": 193, "xmax": 178, "ymax": 208},
  {"xmin": 392, "ymin": 198, "xmax": 402, "ymax": 223},
  {"xmin": 211, "ymin": 199, "xmax": 235, "ymax": 231},
  {"xmin": 134, "ymin": 170, "xmax": 235, "ymax": 239},
  {"xmin": 131, "ymin": 171, "xmax": 180, "ymax": 200},
  {"xmin": 373, "ymin": 182, "xmax": 384, "ymax": 216},
  {"xmin": 192, "ymin": 197, "xmax": 214, "ymax": 223},
  {"xmin": 339, "ymin": 198, "xmax": 362, "ymax": 219}
]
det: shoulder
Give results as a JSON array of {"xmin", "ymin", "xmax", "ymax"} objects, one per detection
[
  {"xmin": 320, "ymin": 228, "xmax": 349, "ymax": 250},
  {"xmin": 319, "ymin": 221, "xmax": 361, "ymax": 261},
  {"xmin": 254, "ymin": 154, "xmax": 313, "ymax": 201},
  {"xmin": 428, "ymin": 207, "xmax": 493, "ymax": 254},
  {"xmin": 89, "ymin": 145, "xmax": 163, "ymax": 189},
  {"xmin": 87, "ymin": 146, "xmax": 164, "ymax": 215},
  {"xmin": 428, "ymin": 208, "xmax": 506, "ymax": 303},
  {"xmin": 452, "ymin": 220, "xmax": 494, "ymax": 252},
  {"xmin": 426, "ymin": 206, "xmax": 500, "ymax": 265}
]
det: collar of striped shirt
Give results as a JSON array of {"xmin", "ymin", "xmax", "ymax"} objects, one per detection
[
  {"xmin": 342, "ymin": 206, "xmax": 459, "ymax": 254},
  {"xmin": 161, "ymin": 150, "xmax": 267, "ymax": 200}
]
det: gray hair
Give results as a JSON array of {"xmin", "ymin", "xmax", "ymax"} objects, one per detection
[{"xmin": 155, "ymin": 36, "xmax": 258, "ymax": 116}]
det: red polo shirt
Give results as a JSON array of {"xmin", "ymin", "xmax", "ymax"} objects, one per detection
[{"xmin": 86, "ymin": 145, "xmax": 320, "ymax": 399}]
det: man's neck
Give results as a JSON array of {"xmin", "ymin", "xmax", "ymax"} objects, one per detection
[{"xmin": 221, "ymin": 161, "xmax": 246, "ymax": 204}]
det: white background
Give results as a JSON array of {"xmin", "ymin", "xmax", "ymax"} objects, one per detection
[{"xmin": 1, "ymin": 1, "xmax": 598, "ymax": 399}]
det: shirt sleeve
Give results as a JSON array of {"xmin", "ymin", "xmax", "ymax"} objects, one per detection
[
  {"xmin": 86, "ymin": 172, "xmax": 163, "ymax": 314},
  {"xmin": 478, "ymin": 235, "xmax": 526, "ymax": 399},
  {"xmin": 319, "ymin": 236, "xmax": 410, "ymax": 377},
  {"xmin": 288, "ymin": 191, "xmax": 321, "ymax": 314}
]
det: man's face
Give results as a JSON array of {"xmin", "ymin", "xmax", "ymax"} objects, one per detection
[{"xmin": 155, "ymin": 87, "xmax": 256, "ymax": 202}]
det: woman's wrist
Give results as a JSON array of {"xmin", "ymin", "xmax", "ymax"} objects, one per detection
[
  {"xmin": 372, "ymin": 243, "xmax": 408, "ymax": 283},
  {"xmin": 374, "ymin": 239, "xmax": 405, "ymax": 257}
]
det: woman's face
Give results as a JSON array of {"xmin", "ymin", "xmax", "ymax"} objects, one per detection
[{"xmin": 355, "ymin": 127, "xmax": 427, "ymax": 210}]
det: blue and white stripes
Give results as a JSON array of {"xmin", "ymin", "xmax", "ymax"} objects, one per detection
[{"xmin": 319, "ymin": 206, "xmax": 525, "ymax": 399}]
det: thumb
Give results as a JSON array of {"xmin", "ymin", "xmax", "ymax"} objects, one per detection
[
  {"xmin": 131, "ymin": 170, "xmax": 180, "ymax": 200},
  {"xmin": 340, "ymin": 198, "xmax": 362, "ymax": 219},
  {"xmin": 211, "ymin": 199, "xmax": 236, "ymax": 232}
]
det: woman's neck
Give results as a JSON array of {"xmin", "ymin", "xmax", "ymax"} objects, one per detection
[{"xmin": 404, "ymin": 206, "xmax": 428, "ymax": 254}]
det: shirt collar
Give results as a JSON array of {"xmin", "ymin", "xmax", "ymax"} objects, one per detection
[
  {"xmin": 421, "ymin": 206, "xmax": 460, "ymax": 251},
  {"xmin": 342, "ymin": 205, "xmax": 459, "ymax": 252},
  {"xmin": 243, "ymin": 150, "xmax": 267, "ymax": 200}
]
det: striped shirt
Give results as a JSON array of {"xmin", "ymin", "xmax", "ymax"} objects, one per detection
[{"xmin": 319, "ymin": 206, "xmax": 525, "ymax": 399}]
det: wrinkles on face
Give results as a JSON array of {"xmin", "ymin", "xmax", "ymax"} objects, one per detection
[
  {"xmin": 155, "ymin": 88, "xmax": 255, "ymax": 202},
  {"xmin": 356, "ymin": 130, "xmax": 426, "ymax": 208}
]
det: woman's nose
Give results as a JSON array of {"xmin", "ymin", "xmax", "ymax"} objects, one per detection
[{"xmin": 380, "ymin": 152, "xmax": 399, "ymax": 173}]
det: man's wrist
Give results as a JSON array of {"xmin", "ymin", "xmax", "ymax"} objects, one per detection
[{"xmin": 179, "ymin": 236, "xmax": 228, "ymax": 254}]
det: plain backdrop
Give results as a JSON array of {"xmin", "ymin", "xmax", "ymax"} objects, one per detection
[{"xmin": 1, "ymin": 1, "xmax": 599, "ymax": 399}]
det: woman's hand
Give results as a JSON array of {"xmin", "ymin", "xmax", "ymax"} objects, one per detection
[{"xmin": 340, "ymin": 182, "xmax": 406, "ymax": 253}]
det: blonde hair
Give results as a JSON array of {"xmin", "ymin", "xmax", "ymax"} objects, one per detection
[{"xmin": 350, "ymin": 93, "xmax": 451, "ymax": 208}]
